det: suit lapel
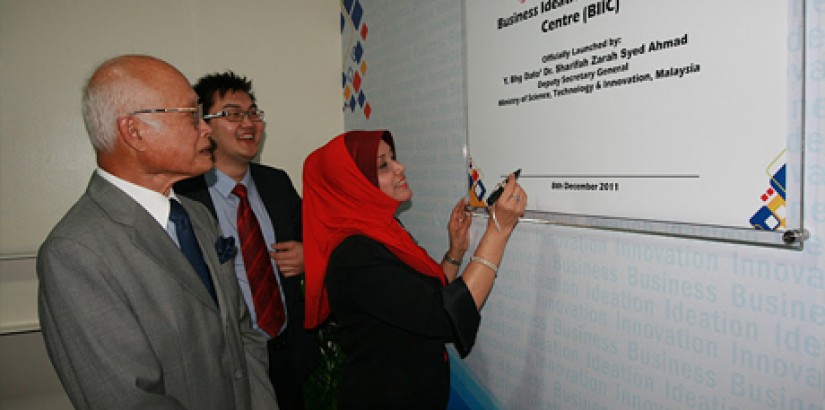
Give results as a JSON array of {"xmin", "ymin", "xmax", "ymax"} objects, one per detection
[
  {"xmin": 177, "ymin": 175, "xmax": 218, "ymax": 220},
  {"xmin": 250, "ymin": 165, "xmax": 281, "ymax": 235},
  {"xmin": 134, "ymin": 214, "xmax": 220, "ymax": 311},
  {"xmin": 182, "ymin": 197, "xmax": 230, "ymax": 311},
  {"xmin": 87, "ymin": 174, "xmax": 219, "ymax": 312}
]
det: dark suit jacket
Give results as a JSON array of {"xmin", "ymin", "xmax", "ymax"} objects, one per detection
[
  {"xmin": 38, "ymin": 172, "xmax": 276, "ymax": 410},
  {"xmin": 175, "ymin": 163, "xmax": 320, "ymax": 384}
]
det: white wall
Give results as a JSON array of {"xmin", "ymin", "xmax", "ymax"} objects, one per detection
[
  {"xmin": 345, "ymin": 1, "xmax": 825, "ymax": 409},
  {"xmin": 0, "ymin": 0, "xmax": 343, "ymax": 256},
  {"xmin": 0, "ymin": 1, "xmax": 342, "ymax": 407}
]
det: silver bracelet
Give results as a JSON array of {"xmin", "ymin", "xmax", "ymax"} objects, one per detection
[
  {"xmin": 470, "ymin": 256, "xmax": 498, "ymax": 276},
  {"xmin": 489, "ymin": 207, "xmax": 501, "ymax": 232},
  {"xmin": 443, "ymin": 252, "xmax": 462, "ymax": 267}
]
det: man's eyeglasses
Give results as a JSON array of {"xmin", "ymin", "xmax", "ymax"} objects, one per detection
[
  {"xmin": 203, "ymin": 108, "xmax": 265, "ymax": 123},
  {"xmin": 128, "ymin": 106, "xmax": 203, "ymax": 128}
]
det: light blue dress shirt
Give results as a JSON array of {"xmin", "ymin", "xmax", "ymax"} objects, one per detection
[{"xmin": 204, "ymin": 167, "xmax": 288, "ymax": 338}]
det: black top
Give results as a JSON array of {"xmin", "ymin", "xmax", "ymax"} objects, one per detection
[{"xmin": 326, "ymin": 235, "xmax": 481, "ymax": 410}]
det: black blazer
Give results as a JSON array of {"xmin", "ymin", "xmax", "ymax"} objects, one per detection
[{"xmin": 175, "ymin": 163, "xmax": 320, "ymax": 382}]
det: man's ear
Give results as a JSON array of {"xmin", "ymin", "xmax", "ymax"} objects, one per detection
[{"xmin": 117, "ymin": 115, "xmax": 146, "ymax": 151}]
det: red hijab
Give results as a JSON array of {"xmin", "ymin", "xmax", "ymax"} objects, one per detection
[{"xmin": 302, "ymin": 130, "xmax": 446, "ymax": 328}]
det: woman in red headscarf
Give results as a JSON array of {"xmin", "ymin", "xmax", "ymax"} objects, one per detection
[{"xmin": 302, "ymin": 130, "xmax": 526, "ymax": 409}]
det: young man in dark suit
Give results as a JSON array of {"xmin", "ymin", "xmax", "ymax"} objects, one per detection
[{"xmin": 175, "ymin": 71, "xmax": 320, "ymax": 410}]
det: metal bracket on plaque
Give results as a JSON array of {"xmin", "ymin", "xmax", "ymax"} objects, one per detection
[{"xmin": 782, "ymin": 229, "xmax": 810, "ymax": 245}]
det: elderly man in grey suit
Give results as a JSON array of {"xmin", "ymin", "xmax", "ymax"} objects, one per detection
[{"xmin": 37, "ymin": 54, "xmax": 278, "ymax": 410}]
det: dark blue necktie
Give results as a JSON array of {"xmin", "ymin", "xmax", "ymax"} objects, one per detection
[{"xmin": 169, "ymin": 199, "xmax": 217, "ymax": 303}]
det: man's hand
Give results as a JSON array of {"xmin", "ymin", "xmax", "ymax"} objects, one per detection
[{"xmin": 270, "ymin": 241, "xmax": 304, "ymax": 277}]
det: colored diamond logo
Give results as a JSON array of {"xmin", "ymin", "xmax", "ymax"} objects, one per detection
[{"xmin": 353, "ymin": 72, "xmax": 362, "ymax": 92}]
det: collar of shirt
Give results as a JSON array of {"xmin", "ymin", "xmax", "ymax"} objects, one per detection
[
  {"xmin": 96, "ymin": 168, "xmax": 175, "ymax": 227},
  {"xmin": 205, "ymin": 167, "xmax": 254, "ymax": 200}
]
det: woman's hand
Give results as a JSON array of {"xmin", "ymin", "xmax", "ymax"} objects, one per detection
[
  {"xmin": 461, "ymin": 173, "xmax": 526, "ymax": 308},
  {"xmin": 487, "ymin": 173, "xmax": 527, "ymax": 235},
  {"xmin": 446, "ymin": 197, "xmax": 472, "ymax": 259}
]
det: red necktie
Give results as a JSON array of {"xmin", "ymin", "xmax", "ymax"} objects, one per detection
[{"xmin": 232, "ymin": 183, "xmax": 286, "ymax": 337}]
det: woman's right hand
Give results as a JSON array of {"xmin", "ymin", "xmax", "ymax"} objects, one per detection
[
  {"xmin": 462, "ymin": 172, "xmax": 527, "ymax": 309},
  {"xmin": 487, "ymin": 173, "xmax": 527, "ymax": 235}
]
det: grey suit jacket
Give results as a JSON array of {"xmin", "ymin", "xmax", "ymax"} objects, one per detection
[{"xmin": 37, "ymin": 172, "xmax": 278, "ymax": 410}]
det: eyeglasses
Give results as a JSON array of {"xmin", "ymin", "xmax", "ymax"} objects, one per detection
[
  {"xmin": 128, "ymin": 106, "xmax": 204, "ymax": 128},
  {"xmin": 203, "ymin": 108, "xmax": 265, "ymax": 122}
]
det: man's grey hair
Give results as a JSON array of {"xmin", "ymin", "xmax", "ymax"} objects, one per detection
[{"xmin": 81, "ymin": 55, "xmax": 158, "ymax": 152}]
